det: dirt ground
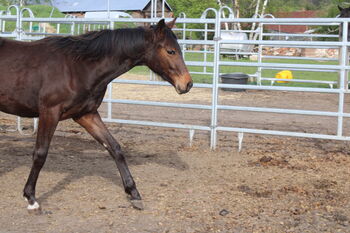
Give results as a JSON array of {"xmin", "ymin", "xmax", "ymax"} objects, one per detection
[{"xmin": 1, "ymin": 74, "xmax": 350, "ymax": 233}]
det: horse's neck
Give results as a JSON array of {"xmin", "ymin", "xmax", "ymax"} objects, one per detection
[
  {"xmin": 88, "ymin": 56, "xmax": 142, "ymax": 92},
  {"xmin": 82, "ymin": 28, "xmax": 149, "ymax": 90}
]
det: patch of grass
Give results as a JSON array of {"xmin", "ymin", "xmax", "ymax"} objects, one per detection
[{"xmin": 25, "ymin": 5, "xmax": 65, "ymax": 18}]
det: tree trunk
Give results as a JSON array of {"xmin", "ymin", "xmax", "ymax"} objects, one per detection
[
  {"xmin": 249, "ymin": 0, "xmax": 260, "ymax": 40},
  {"xmin": 231, "ymin": 0, "xmax": 241, "ymax": 30},
  {"xmin": 261, "ymin": 0, "xmax": 269, "ymax": 16}
]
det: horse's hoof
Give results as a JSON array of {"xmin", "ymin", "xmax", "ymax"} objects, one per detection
[
  {"xmin": 27, "ymin": 201, "xmax": 42, "ymax": 215},
  {"xmin": 130, "ymin": 199, "xmax": 144, "ymax": 210}
]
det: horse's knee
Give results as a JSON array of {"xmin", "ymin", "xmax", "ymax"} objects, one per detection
[
  {"xmin": 109, "ymin": 143, "xmax": 125, "ymax": 161},
  {"xmin": 32, "ymin": 148, "xmax": 48, "ymax": 166}
]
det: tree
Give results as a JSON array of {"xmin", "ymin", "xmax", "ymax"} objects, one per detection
[
  {"xmin": 0, "ymin": 0, "xmax": 11, "ymax": 6},
  {"xmin": 167, "ymin": 0, "xmax": 218, "ymax": 18}
]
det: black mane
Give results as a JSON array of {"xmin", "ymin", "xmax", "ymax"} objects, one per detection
[{"xmin": 43, "ymin": 27, "xmax": 147, "ymax": 61}]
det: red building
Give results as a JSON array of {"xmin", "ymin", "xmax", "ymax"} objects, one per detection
[{"xmin": 266, "ymin": 10, "xmax": 320, "ymax": 39}]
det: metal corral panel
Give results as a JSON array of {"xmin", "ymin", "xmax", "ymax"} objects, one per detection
[{"xmin": 52, "ymin": 0, "xmax": 171, "ymax": 13}]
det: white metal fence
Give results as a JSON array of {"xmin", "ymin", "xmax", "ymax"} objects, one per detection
[{"xmin": 1, "ymin": 5, "xmax": 349, "ymax": 150}]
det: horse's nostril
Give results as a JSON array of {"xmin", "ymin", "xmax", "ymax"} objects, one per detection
[{"xmin": 187, "ymin": 81, "xmax": 193, "ymax": 92}]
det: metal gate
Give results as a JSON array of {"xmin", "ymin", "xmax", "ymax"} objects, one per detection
[{"xmin": 1, "ymin": 5, "xmax": 349, "ymax": 150}]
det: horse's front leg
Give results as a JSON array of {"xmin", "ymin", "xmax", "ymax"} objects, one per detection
[
  {"xmin": 74, "ymin": 111, "xmax": 143, "ymax": 210},
  {"xmin": 23, "ymin": 107, "xmax": 60, "ymax": 213}
]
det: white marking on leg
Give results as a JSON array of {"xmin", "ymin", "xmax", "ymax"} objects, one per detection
[
  {"xmin": 103, "ymin": 143, "xmax": 108, "ymax": 149},
  {"xmin": 27, "ymin": 201, "xmax": 40, "ymax": 210}
]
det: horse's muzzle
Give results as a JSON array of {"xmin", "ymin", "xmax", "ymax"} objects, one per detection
[{"xmin": 176, "ymin": 80, "xmax": 193, "ymax": 94}]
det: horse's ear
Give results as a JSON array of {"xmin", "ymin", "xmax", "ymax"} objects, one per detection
[
  {"xmin": 154, "ymin": 19, "xmax": 167, "ymax": 38},
  {"xmin": 156, "ymin": 19, "xmax": 166, "ymax": 30},
  {"xmin": 166, "ymin": 18, "xmax": 177, "ymax": 29},
  {"xmin": 339, "ymin": 5, "xmax": 344, "ymax": 11}
]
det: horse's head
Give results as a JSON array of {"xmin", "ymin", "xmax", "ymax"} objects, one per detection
[
  {"xmin": 145, "ymin": 19, "xmax": 193, "ymax": 94},
  {"xmin": 339, "ymin": 5, "xmax": 350, "ymax": 18}
]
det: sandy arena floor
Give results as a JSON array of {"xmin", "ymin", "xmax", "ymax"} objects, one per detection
[{"xmin": 1, "ymin": 74, "xmax": 350, "ymax": 233}]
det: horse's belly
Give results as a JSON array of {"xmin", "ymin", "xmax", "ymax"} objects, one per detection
[
  {"xmin": 0, "ymin": 92, "xmax": 39, "ymax": 117},
  {"xmin": 0, "ymin": 104, "xmax": 38, "ymax": 118}
]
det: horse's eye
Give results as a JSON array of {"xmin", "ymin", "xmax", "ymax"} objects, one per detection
[{"xmin": 167, "ymin": 50, "xmax": 176, "ymax": 55}]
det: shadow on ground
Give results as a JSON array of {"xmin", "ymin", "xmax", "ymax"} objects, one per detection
[{"xmin": 0, "ymin": 132, "xmax": 189, "ymax": 204}]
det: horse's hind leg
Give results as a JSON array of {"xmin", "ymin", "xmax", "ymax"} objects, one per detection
[
  {"xmin": 73, "ymin": 111, "xmax": 143, "ymax": 210},
  {"xmin": 23, "ymin": 107, "xmax": 60, "ymax": 213}
]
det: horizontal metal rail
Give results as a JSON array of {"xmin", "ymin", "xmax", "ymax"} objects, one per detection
[
  {"xmin": 221, "ymin": 51, "xmax": 258, "ymax": 55},
  {"xmin": 189, "ymin": 71, "xmax": 213, "ymax": 75},
  {"xmin": 103, "ymin": 99, "xmax": 212, "ymax": 110},
  {"xmin": 217, "ymin": 105, "xmax": 347, "ymax": 117},
  {"xmin": 219, "ymin": 61, "xmax": 346, "ymax": 71},
  {"xmin": 262, "ymin": 33, "xmax": 339, "ymax": 38},
  {"xmin": 259, "ymin": 67, "xmax": 337, "ymax": 72},
  {"xmin": 261, "ymin": 77, "xmax": 336, "ymax": 85},
  {"xmin": 262, "ymin": 55, "xmax": 337, "ymax": 61},
  {"xmin": 220, "ymin": 39, "xmax": 350, "ymax": 47},
  {"xmin": 102, "ymin": 118, "xmax": 211, "ymax": 131},
  {"xmin": 0, "ymin": 33, "xmax": 16, "ymax": 38},
  {"xmin": 105, "ymin": 98, "xmax": 349, "ymax": 118},
  {"xmin": 220, "ymin": 17, "xmax": 350, "ymax": 23},
  {"xmin": 216, "ymin": 126, "xmax": 350, "ymax": 141},
  {"xmin": 111, "ymin": 79, "xmax": 212, "ymax": 89},
  {"xmin": 217, "ymin": 83, "xmax": 341, "ymax": 93}
]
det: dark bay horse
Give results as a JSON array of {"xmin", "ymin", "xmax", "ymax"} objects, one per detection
[{"xmin": 0, "ymin": 18, "xmax": 192, "ymax": 212}]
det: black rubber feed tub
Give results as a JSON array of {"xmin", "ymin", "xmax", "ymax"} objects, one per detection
[{"xmin": 220, "ymin": 73, "xmax": 249, "ymax": 92}]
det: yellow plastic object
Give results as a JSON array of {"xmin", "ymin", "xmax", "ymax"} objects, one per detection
[{"xmin": 275, "ymin": 70, "xmax": 293, "ymax": 83}]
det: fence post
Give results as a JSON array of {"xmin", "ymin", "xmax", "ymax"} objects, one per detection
[
  {"xmin": 210, "ymin": 9, "xmax": 220, "ymax": 150},
  {"xmin": 70, "ymin": 22, "xmax": 75, "ymax": 35},
  {"xmin": 337, "ymin": 20, "xmax": 348, "ymax": 137},
  {"xmin": 257, "ymin": 20, "xmax": 263, "ymax": 86},
  {"xmin": 179, "ymin": 12, "xmax": 186, "ymax": 60},
  {"xmin": 107, "ymin": 19, "xmax": 115, "ymax": 121},
  {"xmin": 338, "ymin": 20, "xmax": 349, "ymax": 92}
]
